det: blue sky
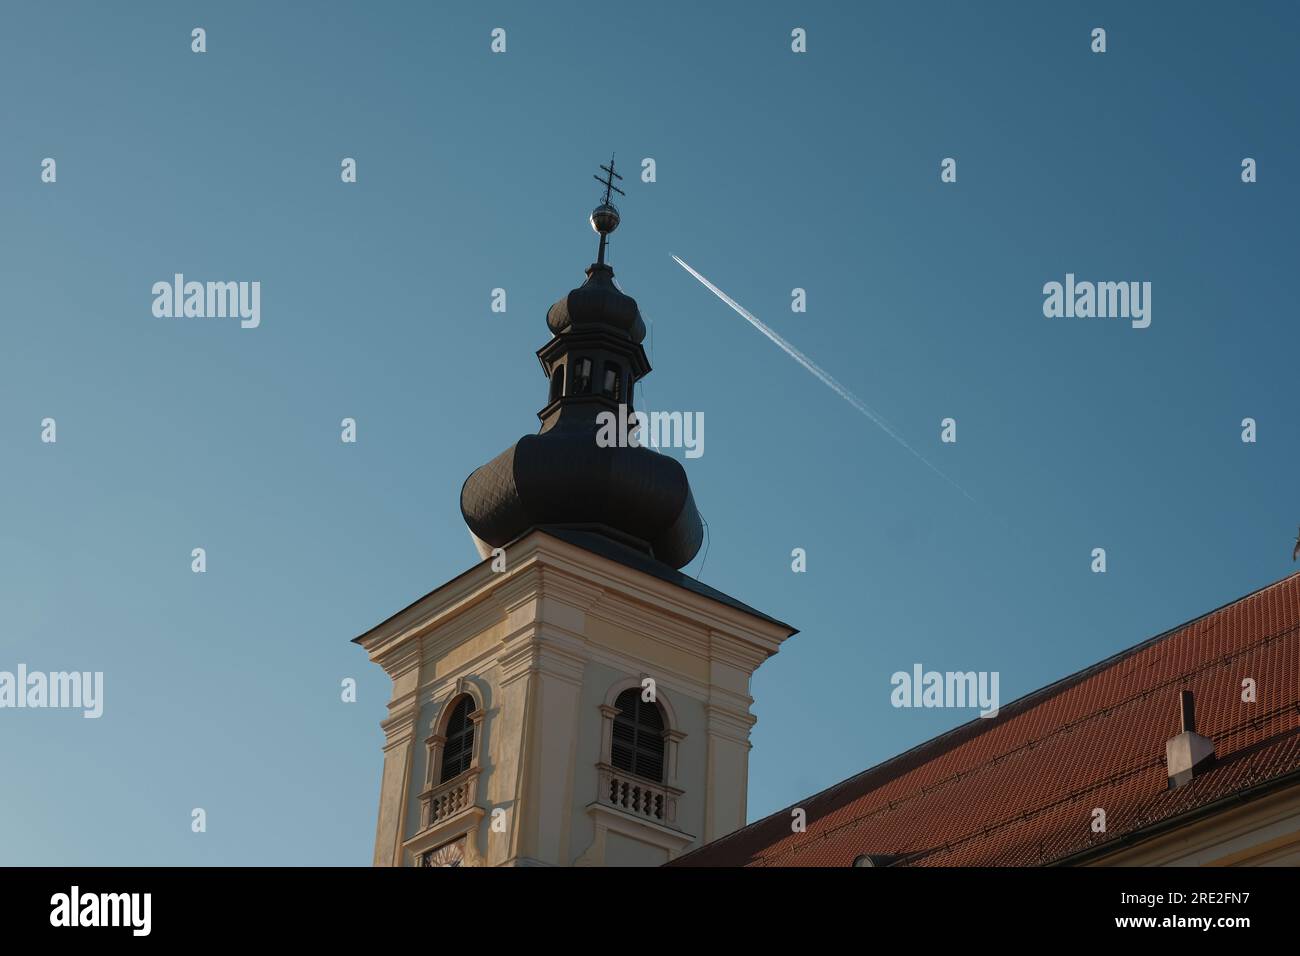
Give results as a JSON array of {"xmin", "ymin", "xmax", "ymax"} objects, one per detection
[{"xmin": 1, "ymin": 1, "xmax": 1297, "ymax": 864}]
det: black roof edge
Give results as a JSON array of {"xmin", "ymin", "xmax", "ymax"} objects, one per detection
[
  {"xmin": 351, "ymin": 524, "xmax": 799, "ymax": 645},
  {"xmin": 538, "ymin": 526, "xmax": 797, "ymax": 633}
]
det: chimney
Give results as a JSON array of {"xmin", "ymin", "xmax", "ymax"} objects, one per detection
[{"xmin": 1165, "ymin": 690, "xmax": 1214, "ymax": 789}]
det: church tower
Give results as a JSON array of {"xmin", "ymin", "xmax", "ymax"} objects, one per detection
[{"xmin": 354, "ymin": 161, "xmax": 797, "ymax": 866}]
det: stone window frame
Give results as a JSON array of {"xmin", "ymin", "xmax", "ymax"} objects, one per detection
[
  {"xmin": 577, "ymin": 676, "xmax": 694, "ymax": 863},
  {"xmin": 424, "ymin": 678, "xmax": 487, "ymax": 796},
  {"xmin": 597, "ymin": 677, "xmax": 686, "ymax": 796},
  {"xmin": 404, "ymin": 677, "xmax": 488, "ymax": 866}
]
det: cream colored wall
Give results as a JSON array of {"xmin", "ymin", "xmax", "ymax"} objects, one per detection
[
  {"xmin": 356, "ymin": 529, "xmax": 794, "ymax": 867},
  {"xmin": 1090, "ymin": 783, "xmax": 1300, "ymax": 866},
  {"xmin": 606, "ymin": 831, "xmax": 671, "ymax": 866}
]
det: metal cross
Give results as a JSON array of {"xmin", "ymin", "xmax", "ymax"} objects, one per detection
[{"xmin": 594, "ymin": 155, "xmax": 625, "ymax": 204}]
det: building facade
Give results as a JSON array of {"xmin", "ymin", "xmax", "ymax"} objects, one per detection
[
  {"xmin": 356, "ymin": 165, "xmax": 1300, "ymax": 869},
  {"xmin": 354, "ymin": 169, "xmax": 796, "ymax": 866}
]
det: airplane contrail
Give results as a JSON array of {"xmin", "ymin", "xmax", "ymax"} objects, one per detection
[{"xmin": 672, "ymin": 254, "xmax": 974, "ymax": 501}]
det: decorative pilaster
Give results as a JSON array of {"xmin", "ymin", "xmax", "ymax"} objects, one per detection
[{"xmin": 371, "ymin": 640, "xmax": 422, "ymax": 867}]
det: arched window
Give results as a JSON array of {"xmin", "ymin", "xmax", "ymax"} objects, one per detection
[
  {"xmin": 439, "ymin": 696, "xmax": 475, "ymax": 783},
  {"xmin": 549, "ymin": 365, "xmax": 564, "ymax": 403},
  {"xmin": 601, "ymin": 362, "xmax": 622, "ymax": 401},
  {"xmin": 611, "ymin": 688, "xmax": 665, "ymax": 783},
  {"xmin": 416, "ymin": 684, "xmax": 486, "ymax": 842},
  {"xmin": 573, "ymin": 357, "xmax": 593, "ymax": 395}
]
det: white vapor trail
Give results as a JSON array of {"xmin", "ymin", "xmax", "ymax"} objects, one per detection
[{"xmin": 672, "ymin": 254, "xmax": 974, "ymax": 501}]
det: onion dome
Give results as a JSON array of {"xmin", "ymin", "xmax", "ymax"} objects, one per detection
[
  {"xmin": 460, "ymin": 158, "xmax": 704, "ymax": 569},
  {"xmin": 546, "ymin": 262, "xmax": 646, "ymax": 343}
]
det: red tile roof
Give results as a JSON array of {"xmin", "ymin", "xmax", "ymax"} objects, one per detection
[{"xmin": 672, "ymin": 572, "xmax": 1300, "ymax": 867}]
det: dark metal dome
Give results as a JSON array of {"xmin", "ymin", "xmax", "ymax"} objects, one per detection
[
  {"xmin": 546, "ymin": 263, "xmax": 646, "ymax": 343},
  {"xmin": 461, "ymin": 172, "xmax": 702, "ymax": 569},
  {"xmin": 460, "ymin": 430, "xmax": 703, "ymax": 569}
]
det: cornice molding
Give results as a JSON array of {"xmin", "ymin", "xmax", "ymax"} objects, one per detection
[
  {"xmin": 582, "ymin": 644, "xmax": 711, "ymax": 703},
  {"xmin": 585, "ymin": 589, "xmax": 708, "ymax": 654},
  {"xmin": 708, "ymin": 628, "xmax": 773, "ymax": 673},
  {"xmin": 380, "ymin": 708, "xmax": 419, "ymax": 749},
  {"xmin": 532, "ymin": 535, "xmax": 792, "ymax": 643},
  {"xmin": 535, "ymin": 563, "xmax": 607, "ymax": 613},
  {"xmin": 705, "ymin": 702, "xmax": 758, "ymax": 743},
  {"xmin": 497, "ymin": 627, "xmax": 588, "ymax": 687},
  {"xmin": 355, "ymin": 530, "xmax": 794, "ymax": 672},
  {"xmin": 375, "ymin": 637, "xmax": 423, "ymax": 684}
]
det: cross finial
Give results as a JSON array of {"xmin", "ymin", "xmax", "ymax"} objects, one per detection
[
  {"xmin": 589, "ymin": 155, "xmax": 625, "ymax": 266},
  {"xmin": 594, "ymin": 154, "xmax": 625, "ymax": 206}
]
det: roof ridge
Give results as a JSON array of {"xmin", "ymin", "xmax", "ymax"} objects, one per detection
[{"xmin": 672, "ymin": 569, "xmax": 1300, "ymax": 865}]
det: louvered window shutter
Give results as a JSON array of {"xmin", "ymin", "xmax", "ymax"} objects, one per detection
[
  {"xmin": 439, "ymin": 696, "xmax": 475, "ymax": 783},
  {"xmin": 610, "ymin": 688, "xmax": 666, "ymax": 783}
]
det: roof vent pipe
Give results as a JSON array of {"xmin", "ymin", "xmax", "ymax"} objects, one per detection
[{"xmin": 1166, "ymin": 690, "xmax": 1214, "ymax": 789}]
